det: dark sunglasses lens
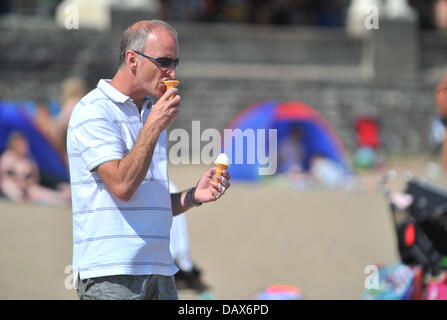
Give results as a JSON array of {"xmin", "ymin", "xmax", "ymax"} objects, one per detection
[{"xmin": 157, "ymin": 58, "xmax": 179, "ymax": 69}]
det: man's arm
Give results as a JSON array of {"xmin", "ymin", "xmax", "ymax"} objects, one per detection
[
  {"xmin": 170, "ymin": 190, "xmax": 192, "ymax": 216},
  {"xmin": 95, "ymin": 124, "xmax": 160, "ymax": 201},
  {"xmin": 95, "ymin": 89, "xmax": 181, "ymax": 201}
]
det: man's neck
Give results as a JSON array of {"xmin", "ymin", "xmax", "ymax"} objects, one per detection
[{"xmin": 109, "ymin": 69, "xmax": 145, "ymax": 110}]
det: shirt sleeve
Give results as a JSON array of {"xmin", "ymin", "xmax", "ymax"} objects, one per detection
[{"xmin": 68, "ymin": 105, "xmax": 124, "ymax": 171}]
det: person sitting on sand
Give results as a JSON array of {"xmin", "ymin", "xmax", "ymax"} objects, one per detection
[
  {"xmin": 0, "ymin": 131, "xmax": 71, "ymax": 205},
  {"xmin": 309, "ymin": 154, "xmax": 348, "ymax": 188},
  {"xmin": 436, "ymin": 72, "xmax": 447, "ymax": 172},
  {"xmin": 278, "ymin": 125, "xmax": 306, "ymax": 176}
]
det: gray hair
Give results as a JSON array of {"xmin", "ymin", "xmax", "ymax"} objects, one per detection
[{"xmin": 118, "ymin": 19, "xmax": 178, "ymax": 68}]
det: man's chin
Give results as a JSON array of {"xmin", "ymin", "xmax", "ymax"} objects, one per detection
[
  {"xmin": 156, "ymin": 89, "xmax": 166, "ymax": 99},
  {"xmin": 146, "ymin": 90, "xmax": 163, "ymax": 99}
]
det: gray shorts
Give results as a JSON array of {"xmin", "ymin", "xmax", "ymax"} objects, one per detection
[{"xmin": 77, "ymin": 274, "xmax": 178, "ymax": 300}]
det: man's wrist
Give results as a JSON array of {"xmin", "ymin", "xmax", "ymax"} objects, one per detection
[
  {"xmin": 143, "ymin": 119, "xmax": 163, "ymax": 137},
  {"xmin": 186, "ymin": 187, "xmax": 202, "ymax": 207}
]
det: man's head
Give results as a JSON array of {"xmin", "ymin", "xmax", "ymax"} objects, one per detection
[{"xmin": 118, "ymin": 20, "xmax": 179, "ymax": 99}]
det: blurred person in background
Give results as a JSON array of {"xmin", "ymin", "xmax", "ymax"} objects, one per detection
[
  {"xmin": 0, "ymin": 131, "xmax": 71, "ymax": 205},
  {"xmin": 277, "ymin": 125, "xmax": 312, "ymax": 189},
  {"xmin": 34, "ymin": 99, "xmax": 54, "ymax": 141},
  {"xmin": 435, "ymin": 0, "xmax": 447, "ymax": 31},
  {"xmin": 32, "ymin": 78, "xmax": 87, "ymax": 163},
  {"xmin": 54, "ymin": 77, "xmax": 87, "ymax": 158},
  {"xmin": 436, "ymin": 72, "xmax": 447, "ymax": 172},
  {"xmin": 278, "ymin": 125, "xmax": 306, "ymax": 176},
  {"xmin": 309, "ymin": 153, "xmax": 350, "ymax": 188},
  {"xmin": 408, "ymin": 0, "xmax": 438, "ymax": 29},
  {"xmin": 32, "ymin": 78, "xmax": 87, "ymax": 165}
]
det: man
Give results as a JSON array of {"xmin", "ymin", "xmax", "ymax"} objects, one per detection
[{"xmin": 67, "ymin": 20, "xmax": 230, "ymax": 300}]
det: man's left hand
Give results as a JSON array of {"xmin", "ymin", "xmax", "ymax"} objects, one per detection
[{"xmin": 193, "ymin": 167, "xmax": 231, "ymax": 204}]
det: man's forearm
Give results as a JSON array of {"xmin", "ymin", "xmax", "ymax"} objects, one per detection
[{"xmin": 119, "ymin": 124, "xmax": 161, "ymax": 195}]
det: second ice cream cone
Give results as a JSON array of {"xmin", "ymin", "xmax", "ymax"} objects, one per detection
[{"xmin": 214, "ymin": 153, "xmax": 230, "ymax": 182}]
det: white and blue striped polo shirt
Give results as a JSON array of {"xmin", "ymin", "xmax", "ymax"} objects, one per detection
[{"xmin": 67, "ymin": 79, "xmax": 178, "ymax": 286}]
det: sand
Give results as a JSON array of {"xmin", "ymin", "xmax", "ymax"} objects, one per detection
[{"xmin": 0, "ymin": 158, "xmax": 445, "ymax": 300}]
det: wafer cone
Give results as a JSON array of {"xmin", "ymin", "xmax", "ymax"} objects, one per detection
[
  {"xmin": 164, "ymin": 80, "xmax": 179, "ymax": 100},
  {"xmin": 214, "ymin": 163, "xmax": 229, "ymax": 183}
]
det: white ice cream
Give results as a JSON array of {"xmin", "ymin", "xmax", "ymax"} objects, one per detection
[{"xmin": 215, "ymin": 153, "xmax": 230, "ymax": 166}]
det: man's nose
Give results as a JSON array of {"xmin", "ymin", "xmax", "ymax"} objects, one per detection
[{"xmin": 167, "ymin": 68, "xmax": 176, "ymax": 79}]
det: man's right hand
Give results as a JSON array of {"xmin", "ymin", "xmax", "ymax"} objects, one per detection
[{"xmin": 146, "ymin": 88, "xmax": 181, "ymax": 132}]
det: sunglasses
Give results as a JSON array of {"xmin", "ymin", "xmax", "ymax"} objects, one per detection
[{"xmin": 133, "ymin": 50, "xmax": 180, "ymax": 70}]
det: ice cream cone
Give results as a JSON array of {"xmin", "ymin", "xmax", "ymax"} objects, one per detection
[
  {"xmin": 214, "ymin": 153, "xmax": 230, "ymax": 183},
  {"xmin": 164, "ymin": 80, "xmax": 179, "ymax": 100},
  {"xmin": 214, "ymin": 163, "xmax": 229, "ymax": 183}
]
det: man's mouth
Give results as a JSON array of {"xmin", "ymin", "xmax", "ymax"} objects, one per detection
[{"xmin": 161, "ymin": 79, "xmax": 170, "ymax": 91}]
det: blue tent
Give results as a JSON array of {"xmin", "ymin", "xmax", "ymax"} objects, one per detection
[
  {"xmin": 223, "ymin": 100, "xmax": 351, "ymax": 181},
  {"xmin": 0, "ymin": 101, "xmax": 69, "ymax": 184}
]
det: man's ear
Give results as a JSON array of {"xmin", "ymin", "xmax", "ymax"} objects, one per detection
[{"xmin": 126, "ymin": 50, "xmax": 138, "ymax": 71}]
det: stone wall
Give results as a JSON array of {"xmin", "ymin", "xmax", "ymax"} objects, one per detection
[
  {"xmin": 1, "ymin": 16, "xmax": 447, "ymax": 155},
  {"xmin": 173, "ymin": 77, "xmax": 437, "ymax": 155}
]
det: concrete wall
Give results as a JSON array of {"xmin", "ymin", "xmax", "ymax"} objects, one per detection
[{"xmin": 173, "ymin": 77, "xmax": 436, "ymax": 155}]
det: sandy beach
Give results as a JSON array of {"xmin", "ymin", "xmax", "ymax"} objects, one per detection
[{"xmin": 1, "ymin": 158, "xmax": 445, "ymax": 300}]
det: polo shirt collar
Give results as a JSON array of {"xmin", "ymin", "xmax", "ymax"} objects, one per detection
[
  {"xmin": 97, "ymin": 79, "xmax": 129, "ymax": 103},
  {"xmin": 97, "ymin": 79, "xmax": 152, "ymax": 108}
]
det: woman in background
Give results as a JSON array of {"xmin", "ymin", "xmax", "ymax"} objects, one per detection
[
  {"xmin": 436, "ymin": 72, "xmax": 447, "ymax": 172},
  {"xmin": 0, "ymin": 132, "xmax": 71, "ymax": 205}
]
